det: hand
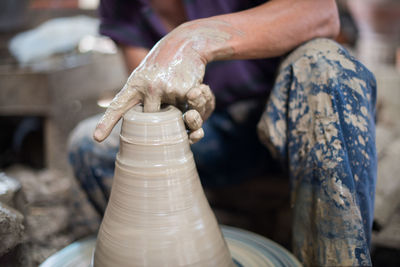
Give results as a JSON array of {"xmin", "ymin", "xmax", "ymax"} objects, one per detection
[{"xmin": 93, "ymin": 21, "xmax": 228, "ymax": 144}]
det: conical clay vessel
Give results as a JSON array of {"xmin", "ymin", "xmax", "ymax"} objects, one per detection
[{"xmin": 93, "ymin": 105, "xmax": 234, "ymax": 267}]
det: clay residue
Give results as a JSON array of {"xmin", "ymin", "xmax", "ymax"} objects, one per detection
[
  {"xmin": 257, "ymin": 38, "xmax": 376, "ymax": 266},
  {"xmin": 95, "ymin": 19, "xmax": 241, "ymax": 143},
  {"xmin": 293, "ymin": 179, "xmax": 370, "ymax": 267}
]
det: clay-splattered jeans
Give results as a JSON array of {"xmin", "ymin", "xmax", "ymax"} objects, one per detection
[
  {"xmin": 257, "ymin": 38, "xmax": 376, "ymax": 266},
  {"xmin": 68, "ymin": 38, "xmax": 376, "ymax": 266}
]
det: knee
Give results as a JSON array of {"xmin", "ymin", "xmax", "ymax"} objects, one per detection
[
  {"xmin": 285, "ymin": 38, "xmax": 376, "ymax": 110},
  {"xmin": 68, "ymin": 115, "xmax": 100, "ymax": 162},
  {"xmin": 285, "ymin": 38, "xmax": 349, "ymax": 68},
  {"xmin": 67, "ymin": 114, "xmax": 120, "ymax": 175},
  {"xmin": 289, "ymin": 38, "xmax": 343, "ymax": 59}
]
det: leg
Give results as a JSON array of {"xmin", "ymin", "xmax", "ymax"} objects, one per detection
[
  {"xmin": 258, "ymin": 38, "xmax": 377, "ymax": 266},
  {"xmin": 192, "ymin": 100, "xmax": 277, "ymax": 187},
  {"xmin": 68, "ymin": 114, "xmax": 120, "ymax": 214}
]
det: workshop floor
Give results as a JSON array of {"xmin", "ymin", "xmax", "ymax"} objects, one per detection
[{"xmin": 0, "ymin": 165, "xmax": 99, "ymax": 266}]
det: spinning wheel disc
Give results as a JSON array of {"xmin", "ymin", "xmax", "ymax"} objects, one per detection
[{"xmin": 40, "ymin": 226, "xmax": 301, "ymax": 267}]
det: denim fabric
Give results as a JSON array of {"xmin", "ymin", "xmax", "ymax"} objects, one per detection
[{"xmin": 258, "ymin": 38, "xmax": 376, "ymax": 266}]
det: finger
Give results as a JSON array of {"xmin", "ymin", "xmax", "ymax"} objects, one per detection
[
  {"xmin": 186, "ymin": 84, "xmax": 215, "ymax": 121},
  {"xmin": 94, "ymin": 84, "xmax": 141, "ymax": 142},
  {"xmin": 202, "ymin": 85, "xmax": 215, "ymax": 121},
  {"xmin": 143, "ymin": 94, "xmax": 162, "ymax": 113},
  {"xmin": 186, "ymin": 87, "xmax": 205, "ymax": 116},
  {"xmin": 183, "ymin": 109, "xmax": 203, "ymax": 131},
  {"xmin": 189, "ymin": 128, "xmax": 204, "ymax": 144}
]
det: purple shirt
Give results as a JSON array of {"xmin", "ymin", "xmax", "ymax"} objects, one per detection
[{"xmin": 99, "ymin": 0, "xmax": 281, "ymax": 109}]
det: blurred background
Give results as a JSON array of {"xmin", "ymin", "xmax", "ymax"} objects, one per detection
[{"xmin": 0, "ymin": 0, "xmax": 399, "ymax": 266}]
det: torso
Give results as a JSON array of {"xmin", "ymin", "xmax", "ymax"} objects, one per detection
[{"xmin": 149, "ymin": 0, "xmax": 188, "ymax": 32}]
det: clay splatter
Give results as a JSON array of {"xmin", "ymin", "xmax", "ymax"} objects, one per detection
[{"xmin": 258, "ymin": 38, "xmax": 376, "ymax": 266}]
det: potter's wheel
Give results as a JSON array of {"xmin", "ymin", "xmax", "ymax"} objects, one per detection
[{"xmin": 40, "ymin": 225, "xmax": 301, "ymax": 267}]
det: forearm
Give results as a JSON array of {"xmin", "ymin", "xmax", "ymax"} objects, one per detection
[{"xmin": 183, "ymin": 0, "xmax": 340, "ymax": 63}]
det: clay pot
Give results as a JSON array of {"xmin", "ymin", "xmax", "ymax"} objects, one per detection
[{"xmin": 93, "ymin": 105, "xmax": 234, "ymax": 267}]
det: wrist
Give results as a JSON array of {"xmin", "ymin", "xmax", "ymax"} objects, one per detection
[{"xmin": 178, "ymin": 19, "xmax": 237, "ymax": 63}]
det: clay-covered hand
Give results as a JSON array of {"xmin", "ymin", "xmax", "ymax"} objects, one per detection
[{"xmin": 92, "ymin": 21, "xmax": 235, "ymax": 144}]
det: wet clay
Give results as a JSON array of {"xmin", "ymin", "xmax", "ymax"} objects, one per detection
[
  {"xmin": 93, "ymin": 20, "xmax": 242, "ymax": 143},
  {"xmin": 93, "ymin": 105, "xmax": 234, "ymax": 267}
]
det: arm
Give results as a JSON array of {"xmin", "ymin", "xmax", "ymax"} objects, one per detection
[
  {"xmin": 94, "ymin": 0, "xmax": 340, "ymax": 142},
  {"xmin": 195, "ymin": 0, "xmax": 339, "ymax": 62}
]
